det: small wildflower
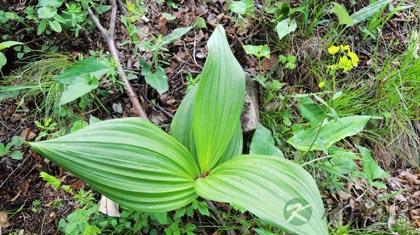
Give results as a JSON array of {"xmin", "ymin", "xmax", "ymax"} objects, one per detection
[
  {"xmin": 347, "ymin": 51, "xmax": 359, "ymax": 67},
  {"xmin": 327, "ymin": 44, "xmax": 359, "ymax": 73},
  {"xmin": 338, "ymin": 56, "xmax": 352, "ymax": 73},
  {"xmin": 340, "ymin": 45, "xmax": 351, "ymax": 52},
  {"xmin": 318, "ymin": 81, "xmax": 326, "ymax": 88},
  {"xmin": 327, "ymin": 45, "xmax": 340, "ymax": 55}
]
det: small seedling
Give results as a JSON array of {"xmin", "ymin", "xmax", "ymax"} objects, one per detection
[
  {"xmin": 0, "ymin": 136, "xmax": 24, "ymax": 160},
  {"xmin": 34, "ymin": 117, "xmax": 59, "ymax": 141}
]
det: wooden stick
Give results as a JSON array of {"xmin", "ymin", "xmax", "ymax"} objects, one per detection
[{"xmin": 87, "ymin": 1, "xmax": 147, "ymax": 119}]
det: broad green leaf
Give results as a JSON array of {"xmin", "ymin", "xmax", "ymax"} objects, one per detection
[
  {"xmin": 253, "ymin": 228, "xmax": 277, "ymax": 235},
  {"xmin": 216, "ymin": 122, "xmax": 243, "ymax": 164},
  {"xmin": 298, "ymin": 96, "xmax": 325, "ymax": 124},
  {"xmin": 323, "ymin": 147, "xmax": 359, "ymax": 175},
  {"xmin": 195, "ymin": 155, "xmax": 328, "ymax": 235},
  {"xmin": 0, "ymin": 52, "xmax": 6, "ymax": 68},
  {"xmin": 37, "ymin": 6, "xmax": 56, "ymax": 19},
  {"xmin": 331, "ymin": 3, "xmax": 354, "ymax": 26},
  {"xmin": 276, "ymin": 18, "xmax": 297, "ymax": 40},
  {"xmin": 243, "ymin": 44, "xmax": 270, "ymax": 59},
  {"xmin": 288, "ymin": 115, "xmax": 371, "ymax": 151},
  {"xmin": 0, "ymin": 143, "xmax": 8, "ymax": 156},
  {"xmin": 37, "ymin": 19, "xmax": 47, "ymax": 35},
  {"xmin": 161, "ymin": 27, "xmax": 193, "ymax": 46},
  {"xmin": 59, "ymin": 76, "xmax": 99, "ymax": 105},
  {"xmin": 357, "ymin": 145, "xmax": 388, "ymax": 188},
  {"xmin": 229, "ymin": 0, "xmax": 255, "ymax": 16},
  {"xmin": 30, "ymin": 118, "xmax": 200, "ymax": 212},
  {"xmin": 0, "ymin": 41, "xmax": 23, "ymax": 50},
  {"xmin": 328, "ymin": 156, "xmax": 357, "ymax": 175},
  {"xmin": 351, "ymin": 0, "xmax": 391, "ymax": 24},
  {"xmin": 250, "ymin": 124, "xmax": 283, "ymax": 158},
  {"xmin": 49, "ymin": 19, "xmax": 62, "ymax": 32},
  {"xmin": 53, "ymin": 57, "xmax": 111, "ymax": 84},
  {"xmin": 192, "ymin": 25, "xmax": 245, "ymax": 173},
  {"xmin": 171, "ymin": 85, "xmax": 243, "ymax": 165},
  {"xmin": 10, "ymin": 136, "xmax": 24, "ymax": 147},
  {"xmin": 94, "ymin": 5, "xmax": 112, "ymax": 14},
  {"xmin": 140, "ymin": 58, "xmax": 169, "ymax": 94},
  {"xmin": 194, "ymin": 17, "xmax": 207, "ymax": 29},
  {"xmin": 10, "ymin": 151, "xmax": 24, "ymax": 160},
  {"xmin": 171, "ymin": 85, "xmax": 198, "ymax": 159},
  {"xmin": 38, "ymin": 0, "xmax": 63, "ymax": 7},
  {"xmin": 0, "ymin": 85, "xmax": 34, "ymax": 101}
]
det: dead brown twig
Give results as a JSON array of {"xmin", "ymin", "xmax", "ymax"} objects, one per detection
[{"xmin": 87, "ymin": 0, "xmax": 147, "ymax": 119}]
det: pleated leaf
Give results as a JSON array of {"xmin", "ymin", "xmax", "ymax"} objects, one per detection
[
  {"xmin": 171, "ymin": 85, "xmax": 198, "ymax": 160},
  {"xmin": 171, "ymin": 85, "xmax": 243, "ymax": 165},
  {"xmin": 216, "ymin": 122, "xmax": 243, "ymax": 165},
  {"xmin": 195, "ymin": 155, "xmax": 328, "ymax": 235},
  {"xmin": 193, "ymin": 25, "xmax": 245, "ymax": 174},
  {"xmin": 30, "ymin": 118, "xmax": 199, "ymax": 212}
]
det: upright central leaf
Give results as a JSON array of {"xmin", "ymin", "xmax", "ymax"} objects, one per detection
[{"xmin": 193, "ymin": 26, "xmax": 245, "ymax": 173}]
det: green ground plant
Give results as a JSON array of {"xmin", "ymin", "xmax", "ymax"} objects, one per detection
[
  {"xmin": 0, "ymin": 41, "xmax": 23, "ymax": 74},
  {"xmin": 29, "ymin": 26, "xmax": 328, "ymax": 235},
  {"xmin": 26, "ymin": 0, "xmax": 111, "ymax": 37},
  {"xmin": 0, "ymin": 53, "xmax": 73, "ymax": 114},
  {"xmin": 0, "ymin": 53, "xmax": 116, "ymax": 133},
  {"xmin": 0, "ymin": 136, "xmax": 24, "ymax": 160}
]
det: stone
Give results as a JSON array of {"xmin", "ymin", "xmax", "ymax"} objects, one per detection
[{"xmin": 241, "ymin": 73, "xmax": 260, "ymax": 133}]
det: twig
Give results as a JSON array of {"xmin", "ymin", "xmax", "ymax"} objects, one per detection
[
  {"xmin": 117, "ymin": 0, "xmax": 128, "ymax": 15},
  {"xmin": 206, "ymin": 200, "xmax": 237, "ymax": 235},
  {"xmin": 87, "ymin": 1, "xmax": 147, "ymax": 119},
  {"xmin": 142, "ymin": 95, "xmax": 174, "ymax": 119},
  {"xmin": 109, "ymin": 0, "xmax": 117, "ymax": 36}
]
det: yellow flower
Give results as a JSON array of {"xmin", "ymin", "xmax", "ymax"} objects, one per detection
[
  {"xmin": 340, "ymin": 45, "xmax": 350, "ymax": 52},
  {"xmin": 338, "ymin": 56, "xmax": 353, "ymax": 72},
  {"xmin": 347, "ymin": 51, "xmax": 359, "ymax": 67},
  {"xmin": 318, "ymin": 81, "xmax": 326, "ymax": 88},
  {"xmin": 327, "ymin": 45, "xmax": 340, "ymax": 55}
]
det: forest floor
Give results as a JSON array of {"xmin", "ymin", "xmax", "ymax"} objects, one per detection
[{"xmin": 1, "ymin": 0, "xmax": 419, "ymax": 234}]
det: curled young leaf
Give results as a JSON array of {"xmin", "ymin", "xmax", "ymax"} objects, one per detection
[{"xmin": 193, "ymin": 25, "xmax": 246, "ymax": 173}]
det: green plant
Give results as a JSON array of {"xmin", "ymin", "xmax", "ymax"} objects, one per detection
[
  {"xmin": 286, "ymin": 93, "xmax": 389, "ymax": 192},
  {"xmin": 352, "ymin": 145, "xmax": 388, "ymax": 189},
  {"xmin": 0, "ymin": 53, "xmax": 73, "ymax": 114},
  {"xmin": 26, "ymin": 0, "xmax": 110, "ymax": 37},
  {"xmin": 0, "ymin": 41, "xmax": 23, "ymax": 73},
  {"xmin": 35, "ymin": 117, "xmax": 59, "ymax": 141},
  {"xmin": 228, "ymin": 0, "xmax": 255, "ymax": 16},
  {"xmin": 51, "ymin": 56, "xmax": 115, "ymax": 106},
  {"xmin": 264, "ymin": 1, "xmax": 310, "ymax": 40},
  {"xmin": 120, "ymin": 4, "xmax": 192, "ymax": 94},
  {"xmin": 31, "ymin": 199, "xmax": 42, "ymax": 212},
  {"xmin": 319, "ymin": 44, "xmax": 359, "ymax": 94},
  {"xmin": 243, "ymin": 44, "xmax": 270, "ymax": 77},
  {"xmin": 40, "ymin": 171, "xmax": 101, "ymax": 234},
  {"xmin": 30, "ymin": 26, "xmax": 328, "ymax": 235},
  {"xmin": 0, "ymin": 10, "xmax": 27, "ymax": 39},
  {"xmin": 139, "ymin": 27, "xmax": 192, "ymax": 94},
  {"xmin": 0, "ymin": 136, "xmax": 24, "ymax": 160}
]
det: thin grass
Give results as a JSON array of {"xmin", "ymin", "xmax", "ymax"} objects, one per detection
[{"xmin": 4, "ymin": 53, "xmax": 74, "ymax": 118}]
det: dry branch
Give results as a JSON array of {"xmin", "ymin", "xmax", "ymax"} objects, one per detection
[{"xmin": 87, "ymin": 0, "xmax": 147, "ymax": 119}]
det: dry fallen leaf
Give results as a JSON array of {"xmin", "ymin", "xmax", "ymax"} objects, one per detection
[{"xmin": 0, "ymin": 213, "xmax": 9, "ymax": 228}]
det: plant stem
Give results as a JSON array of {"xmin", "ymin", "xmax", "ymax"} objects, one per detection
[
  {"xmin": 206, "ymin": 200, "xmax": 237, "ymax": 235},
  {"xmin": 87, "ymin": 0, "xmax": 148, "ymax": 119}
]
